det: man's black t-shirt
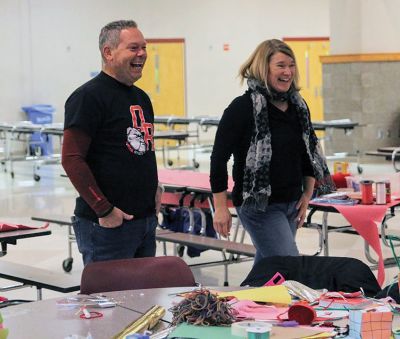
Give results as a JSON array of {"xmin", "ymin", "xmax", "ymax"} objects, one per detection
[{"xmin": 64, "ymin": 71, "xmax": 158, "ymax": 221}]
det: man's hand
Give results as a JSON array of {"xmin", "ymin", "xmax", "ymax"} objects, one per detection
[
  {"xmin": 155, "ymin": 184, "xmax": 164, "ymax": 215},
  {"xmin": 99, "ymin": 207, "xmax": 134, "ymax": 228}
]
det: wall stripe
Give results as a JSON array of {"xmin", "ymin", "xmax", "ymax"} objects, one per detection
[{"xmin": 321, "ymin": 53, "xmax": 400, "ymax": 64}]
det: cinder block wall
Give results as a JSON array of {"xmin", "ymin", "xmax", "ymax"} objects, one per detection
[{"xmin": 322, "ymin": 58, "xmax": 400, "ymax": 160}]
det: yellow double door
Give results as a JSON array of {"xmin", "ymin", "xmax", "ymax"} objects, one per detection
[
  {"xmin": 284, "ymin": 38, "xmax": 330, "ymax": 122},
  {"xmin": 137, "ymin": 38, "xmax": 330, "ymax": 123},
  {"xmin": 136, "ymin": 39, "xmax": 186, "ymax": 118}
]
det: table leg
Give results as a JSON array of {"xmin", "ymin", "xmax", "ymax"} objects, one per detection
[
  {"xmin": 0, "ymin": 243, "xmax": 7, "ymax": 257},
  {"xmin": 322, "ymin": 211, "xmax": 329, "ymax": 256}
]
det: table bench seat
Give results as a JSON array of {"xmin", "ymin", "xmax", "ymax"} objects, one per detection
[
  {"xmin": 0, "ymin": 261, "xmax": 80, "ymax": 300},
  {"xmin": 365, "ymin": 150, "xmax": 400, "ymax": 160},
  {"xmin": 155, "ymin": 230, "xmax": 256, "ymax": 257}
]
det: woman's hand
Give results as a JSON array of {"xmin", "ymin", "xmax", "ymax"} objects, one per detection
[
  {"xmin": 296, "ymin": 176, "xmax": 315, "ymax": 228},
  {"xmin": 295, "ymin": 193, "xmax": 310, "ymax": 228},
  {"xmin": 213, "ymin": 206, "xmax": 232, "ymax": 238},
  {"xmin": 212, "ymin": 191, "xmax": 232, "ymax": 238}
]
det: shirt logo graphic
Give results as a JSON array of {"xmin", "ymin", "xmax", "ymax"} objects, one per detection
[
  {"xmin": 126, "ymin": 105, "xmax": 154, "ymax": 155},
  {"xmin": 127, "ymin": 127, "xmax": 146, "ymax": 154}
]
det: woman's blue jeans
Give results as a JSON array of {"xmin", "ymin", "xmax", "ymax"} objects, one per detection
[
  {"xmin": 72, "ymin": 215, "xmax": 157, "ymax": 265},
  {"xmin": 236, "ymin": 201, "xmax": 300, "ymax": 265}
]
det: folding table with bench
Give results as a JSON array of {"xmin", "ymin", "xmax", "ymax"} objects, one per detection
[
  {"xmin": 365, "ymin": 146, "xmax": 400, "ymax": 172},
  {"xmin": 31, "ymin": 169, "xmax": 256, "ymax": 285},
  {"xmin": 0, "ymin": 226, "xmax": 80, "ymax": 300}
]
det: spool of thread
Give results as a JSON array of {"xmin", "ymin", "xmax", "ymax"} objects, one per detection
[
  {"xmin": 360, "ymin": 180, "xmax": 374, "ymax": 205},
  {"xmin": 231, "ymin": 321, "xmax": 271, "ymax": 338},
  {"xmin": 385, "ymin": 180, "xmax": 391, "ymax": 203},
  {"xmin": 287, "ymin": 302, "xmax": 316, "ymax": 325},
  {"xmin": 375, "ymin": 181, "xmax": 386, "ymax": 205},
  {"xmin": 393, "ymin": 327, "xmax": 400, "ymax": 339}
]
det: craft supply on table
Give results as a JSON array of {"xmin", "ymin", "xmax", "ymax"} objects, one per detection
[
  {"xmin": 112, "ymin": 305, "xmax": 165, "ymax": 339},
  {"xmin": 311, "ymin": 196, "xmax": 358, "ymax": 205},
  {"xmin": 246, "ymin": 325, "xmax": 271, "ymax": 339},
  {"xmin": 263, "ymin": 272, "xmax": 285, "ymax": 286},
  {"xmin": 316, "ymin": 310, "xmax": 349, "ymax": 320},
  {"xmin": 169, "ymin": 288, "xmax": 235, "ymax": 326},
  {"xmin": 56, "ymin": 295, "xmax": 116, "ymax": 308},
  {"xmin": 318, "ymin": 291, "xmax": 373, "ymax": 310},
  {"xmin": 360, "ymin": 180, "xmax": 374, "ymax": 205},
  {"xmin": 282, "ymin": 280, "xmax": 323, "ymax": 303},
  {"xmin": 0, "ymin": 312, "xmax": 8, "ymax": 339},
  {"xmin": 333, "ymin": 161, "xmax": 349, "ymax": 174},
  {"xmin": 217, "ymin": 285, "xmax": 291, "ymax": 305},
  {"xmin": 77, "ymin": 306, "xmax": 103, "ymax": 320},
  {"xmin": 376, "ymin": 181, "xmax": 387, "ymax": 205},
  {"xmin": 231, "ymin": 321, "xmax": 271, "ymax": 338},
  {"xmin": 228, "ymin": 299, "xmax": 286, "ymax": 321},
  {"xmin": 169, "ymin": 321, "xmax": 335, "ymax": 339},
  {"xmin": 384, "ymin": 179, "xmax": 391, "ymax": 203},
  {"xmin": 287, "ymin": 301, "xmax": 316, "ymax": 325},
  {"xmin": 348, "ymin": 305, "xmax": 392, "ymax": 339}
]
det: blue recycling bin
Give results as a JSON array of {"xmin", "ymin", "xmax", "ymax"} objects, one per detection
[{"xmin": 21, "ymin": 105, "xmax": 56, "ymax": 155}]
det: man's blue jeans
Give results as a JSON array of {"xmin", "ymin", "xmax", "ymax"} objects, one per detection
[
  {"xmin": 72, "ymin": 215, "xmax": 157, "ymax": 265},
  {"xmin": 237, "ymin": 201, "xmax": 300, "ymax": 265}
]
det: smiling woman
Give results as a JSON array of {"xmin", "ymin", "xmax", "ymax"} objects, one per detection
[
  {"xmin": 267, "ymin": 52, "xmax": 296, "ymax": 94},
  {"xmin": 210, "ymin": 39, "xmax": 334, "ymax": 266}
]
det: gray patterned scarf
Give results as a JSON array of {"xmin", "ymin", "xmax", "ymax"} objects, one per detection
[{"xmin": 242, "ymin": 78, "xmax": 334, "ymax": 210}]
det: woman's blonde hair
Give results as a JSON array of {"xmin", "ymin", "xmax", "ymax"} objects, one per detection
[{"xmin": 239, "ymin": 39, "xmax": 300, "ymax": 92}]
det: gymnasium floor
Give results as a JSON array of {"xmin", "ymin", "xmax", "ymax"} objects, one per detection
[{"xmin": 0, "ymin": 153, "xmax": 400, "ymax": 302}]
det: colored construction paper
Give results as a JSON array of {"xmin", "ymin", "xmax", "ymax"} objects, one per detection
[
  {"xmin": 217, "ymin": 285, "xmax": 291, "ymax": 305},
  {"xmin": 0, "ymin": 328, "xmax": 8, "ymax": 339},
  {"xmin": 349, "ymin": 306, "xmax": 393, "ymax": 339},
  {"xmin": 318, "ymin": 295, "xmax": 373, "ymax": 310},
  {"xmin": 0, "ymin": 222, "xmax": 48, "ymax": 232},
  {"xmin": 302, "ymin": 332, "xmax": 334, "ymax": 339},
  {"xmin": 272, "ymin": 326, "xmax": 333, "ymax": 339},
  {"xmin": 169, "ymin": 323, "xmax": 236, "ymax": 338},
  {"xmin": 229, "ymin": 299, "xmax": 288, "ymax": 320},
  {"xmin": 169, "ymin": 323, "xmax": 330, "ymax": 339}
]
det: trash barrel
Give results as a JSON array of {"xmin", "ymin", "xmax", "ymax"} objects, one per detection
[{"xmin": 21, "ymin": 105, "xmax": 55, "ymax": 156}]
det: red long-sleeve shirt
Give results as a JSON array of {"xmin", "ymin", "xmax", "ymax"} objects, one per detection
[{"xmin": 62, "ymin": 128, "xmax": 113, "ymax": 217}]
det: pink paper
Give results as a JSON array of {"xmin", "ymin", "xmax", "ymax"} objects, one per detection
[
  {"xmin": 229, "ymin": 299, "xmax": 288, "ymax": 320},
  {"xmin": 0, "ymin": 222, "xmax": 49, "ymax": 232}
]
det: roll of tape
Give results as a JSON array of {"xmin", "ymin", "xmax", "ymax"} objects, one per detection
[
  {"xmin": 247, "ymin": 326, "xmax": 270, "ymax": 339},
  {"xmin": 231, "ymin": 321, "xmax": 271, "ymax": 338}
]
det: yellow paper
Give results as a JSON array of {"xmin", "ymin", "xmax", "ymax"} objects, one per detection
[
  {"xmin": 217, "ymin": 285, "xmax": 291, "ymax": 305},
  {"xmin": 303, "ymin": 333, "xmax": 334, "ymax": 339},
  {"xmin": 271, "ymin": 326, "xmax": 330, "ymax": 339}
]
